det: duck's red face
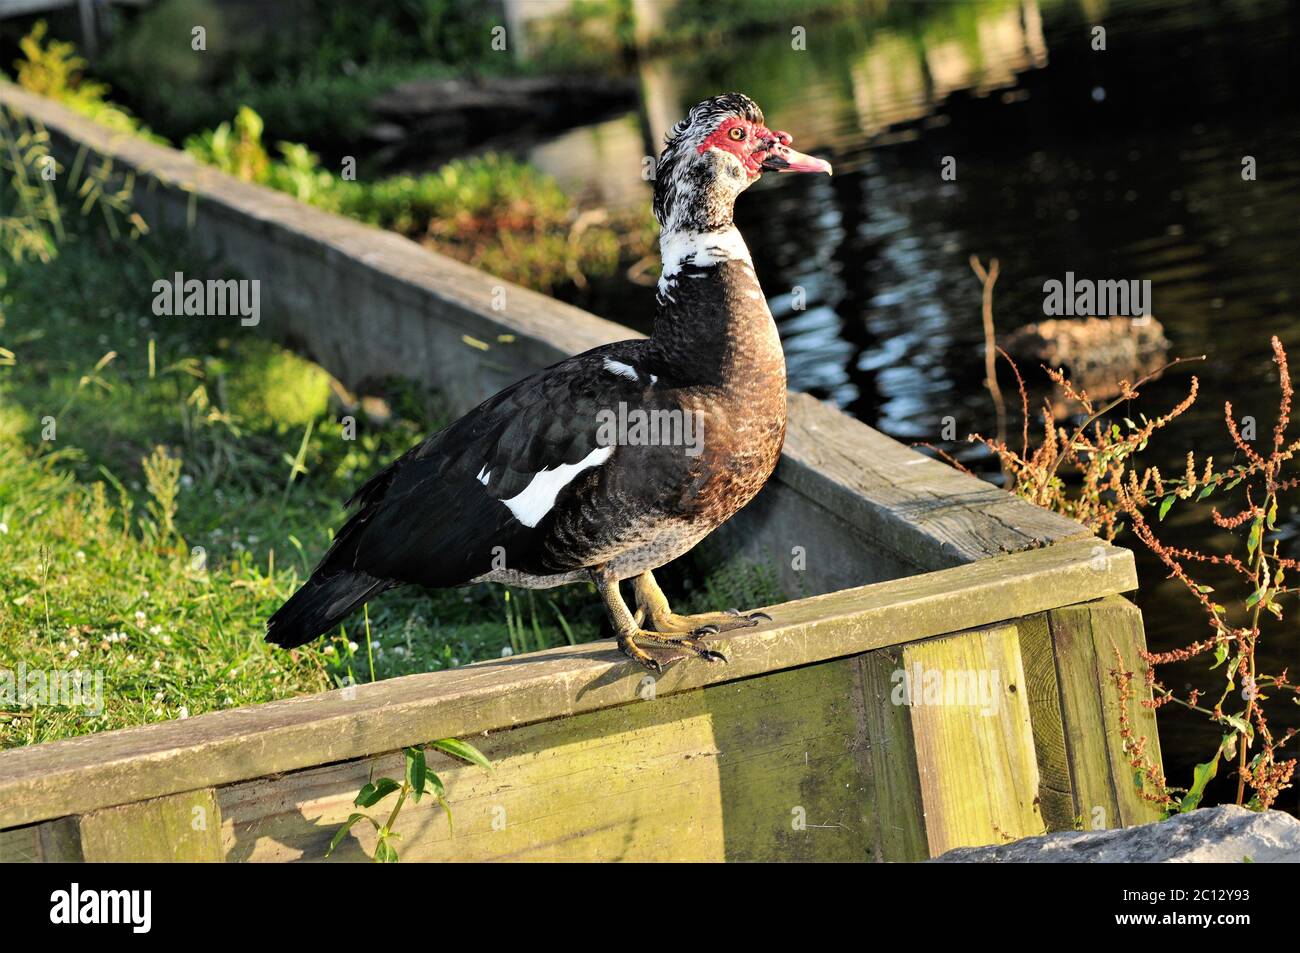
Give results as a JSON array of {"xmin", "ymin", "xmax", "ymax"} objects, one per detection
[{"xmin": 696, "ymin": 116, "xmax": 832, "ymax": 178}]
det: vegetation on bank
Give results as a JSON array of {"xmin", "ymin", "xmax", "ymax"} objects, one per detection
[
  {"xmin": 90, "ymin": 0, "xmax": 512, "ymax": 146},
  {"xmin": 932, "ymin": 262, "xmax": 1297, "ymax": 813},
  {"xmin": 0, "ymin": 119, "xmax": 770, "ymax": 748},
  {"xmin": 0, "ymin": 171, "xmax": 609, "ymax": 747},
  {"xmin": 4, "ymin": 23, "xmax": 654, "ymax": 294}
]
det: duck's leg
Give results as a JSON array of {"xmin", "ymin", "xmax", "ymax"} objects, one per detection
[
  {"xmin": 593, "ymin": 566, "xmax": 726, "ymax": 672},
  {"xmin": 633, "ymin": 570, "xmax": 771, "ymax": 637}
]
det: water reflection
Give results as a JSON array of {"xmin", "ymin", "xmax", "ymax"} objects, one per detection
[{"xmin": 531, "ymin": 0, "xmax": 1299, "ymax": 804}]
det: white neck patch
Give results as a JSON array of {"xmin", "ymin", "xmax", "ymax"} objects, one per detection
[{"xmin": 658, "ymin": 227, "xmax": 753, "ymax": 292}]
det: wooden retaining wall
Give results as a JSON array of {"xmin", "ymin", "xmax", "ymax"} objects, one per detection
[
  {"xmin": 0, "ymin": 85, "xmax": 1163, "ymax": 861},
  {"xmin": 0, "ymin": 542, "xmax": 1160, "ymax": 862}
]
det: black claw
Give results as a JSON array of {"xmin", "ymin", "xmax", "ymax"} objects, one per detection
[
  {"xmin": 749, "ymin": 611, "xmax": 773, "ymax": 622},
  {"xmin": 621, "ymin": 643, "xmax": 663, "ymax": 673},
  {"xmin": 701, "ymin": 649, "xmax": 728, "ymax": 664},
  {"xmin": 694, "ymin": 624, "xmax": 721, "ymax": 635}
]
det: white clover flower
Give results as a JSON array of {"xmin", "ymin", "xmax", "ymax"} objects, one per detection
[{"xmin": 178, "ymin": 706, "xmax": 189, "ymax": 719}]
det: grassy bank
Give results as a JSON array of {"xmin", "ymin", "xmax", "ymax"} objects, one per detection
[
  {"xmin": 5, "ymin": 23, "xmax": 654, "ymax": 294},
  {"xmin": 0, "ymin": 210, "xmax": 607, "ymax": 748}
]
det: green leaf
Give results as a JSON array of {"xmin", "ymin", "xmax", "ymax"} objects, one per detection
[
  {"xmin": 405, "ymin": 746, "xmax": 427, "ymax": 804},
  {"xmin": 436, "ymin": 794, "xmax": 454, "ymax": 835},
  {"xmin": 1159, "ymin": 496, "xmax": 1175, "ymax": 520},
  {"xmin": 1197, "ymin": 483, "xmax": 1215, "ymax": 501},
  {"xmin": 429, "ymin": 737, "xmax": 493, "ymax": 771},
  {"xmin": 1211, "ymin": 643, "xmax": 1229, "ymax": 669},
  {"xmin": 1220, "ymin": 732, "xmax": 1238, "ymax": 761},
  {"xmin": 1221, "ymin": 714, "xmax": 1254, "ymax": 743},
  {"xmin": 374, "ymin": 837, "xmax": 399, "ymax": 863},
  {"xmin": 423, "ymin": 772, "xmax": 446, "ymax": 800},
  {"xmin": 1181, "ymin": 754, "xmax": 1220, "ymax": 812},
  {"xmin": 327, "ymin": 812, "xmax": 377, "ymax": 857},
  {"xmin": 1245, "ymin": 587, "xmax": 1266, "ymax": 609},
  {"xmin": 1248, "ymin": 518, "xmax": 1263, "ymax": 556},
  {"xmin": 354, "ymin": 776, "xmax": 401, "ymax": 808}
]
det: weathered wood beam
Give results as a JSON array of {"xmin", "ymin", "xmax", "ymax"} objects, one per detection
[
  {"xmin": 1048, "ymin": 596, "xmax": 1164, "ymax": 828},
  {"xmin": 0, "ymin": 817, "xmax": 83, "ymax": 862},
  {"xmin": 904, "ymin": 624, "xmax": 1046, "ymax": 854},
  {"xmin": 220, "ymin": 660, "xmax": 873, "ymax": 862},
  {"xmin": 78, "ymin": 789, "xmax": 224, "ymax": 862},
  {"xmin": 0, "ymin": 538, "xmax": 1134, "ymax": 829}
]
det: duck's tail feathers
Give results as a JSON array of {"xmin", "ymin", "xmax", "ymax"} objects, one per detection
[{"xmin": 265, "ymin": 570, "xmax": 391, "ymax": 649}]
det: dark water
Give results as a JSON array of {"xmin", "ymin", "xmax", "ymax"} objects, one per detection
[{"xmin": 527, "ymin": 0, "xmax": 1300, "ymax": 809}]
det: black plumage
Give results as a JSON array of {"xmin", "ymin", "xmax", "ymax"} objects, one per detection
[{"xmin": 268, "ymin": 92, "xmax": 832, "ymax": 670}]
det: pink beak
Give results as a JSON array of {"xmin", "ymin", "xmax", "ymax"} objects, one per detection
[{"xmin": 760, "ymin": 131, "xmax": 832, "ymax": 175}]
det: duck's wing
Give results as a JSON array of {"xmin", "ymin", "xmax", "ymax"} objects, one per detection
[{"xmin": 331, "ymin": 343, "xmax": 657, "ymax": 588}]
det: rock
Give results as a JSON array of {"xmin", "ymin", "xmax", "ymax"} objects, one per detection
[
  {"xmin": 1004, "ymin": 316, "xmax": 1169, "ymax": 407},
  {"xmin": 932, "ymin": 806, "xmax": 1300, "ymax": 863}
]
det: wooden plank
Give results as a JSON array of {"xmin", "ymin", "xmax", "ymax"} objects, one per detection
[
  {"xmin": 782, "ymin": 392, "xmax": 1091, "ymax": 570},
  {"xmin": 904, "ymin": 624, "xmax": 1046, "ymax": 853},
  {"xmin": 0, "ymin": 817, "xmax": 83, "ymax": 862},
  {"xmin": 1047, "ymin": 602, "xmax": 1119, "ymax": 827},
  {"xmin": 1015, "ymin": 612, "xmax": 1077, "ymax": 831},
  {"xmin": 1048, "ymin": 597, "xmax": 1164, "ymax": 828},
  {"xmin": 78, "ymin": 789, "xmax": 223, "ymax": 862},
  {"xmin": 219, "ymin": 660, "xmax": 870, "ymax": 862},
  {"xmin": 0, "ymin": 538, "xmax": 1135, "ymax": 829},
  {"xmin": 1050, "ymin": 596, "xmax": 1163, "ymax": 828},
  {"xmin": 1097, "ymin": 597, "xmax": 1164, "ymax": 826},
  {"xmin": 855, "ymin": 648, "xmax": 928, "ymax": 861}
]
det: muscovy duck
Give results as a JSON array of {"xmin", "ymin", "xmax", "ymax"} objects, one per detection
[{"xmin": 267, "ymin": 92, "xmax": 832, "ymax": 671}]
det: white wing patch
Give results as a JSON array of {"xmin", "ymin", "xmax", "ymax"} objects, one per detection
[
  {"xmin": 476, "ymin": 465, "xmax": 491, "ymax": 485},
  {"xmin": 501, "ymin": 446, "xmax": 615, "ymax": 528},
  {"xmin": 602, "ymin": 358, "xmax": 640, "ymax": 381}
]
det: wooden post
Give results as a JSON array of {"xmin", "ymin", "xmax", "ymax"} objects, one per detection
[
  {"xmin": 77, "ymin": 790, "xmax": 225, "ymax": 862},
  {"xmin": 1047, "ymin": 596, "xmax": 1164, "ymax": 829},
  {"xmin": 0, "ymin": 817, "xmax": 83, "ymax": 862}
]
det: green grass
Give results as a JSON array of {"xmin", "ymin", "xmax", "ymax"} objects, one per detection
[{"xmin": 0, "ymin": 215, "xmax": 606, "ymax": 748}]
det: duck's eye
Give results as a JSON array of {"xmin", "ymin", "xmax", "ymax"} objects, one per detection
[{"xmin": 728, "ymin": 126, "xmax": 746, "ymax": 141}]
